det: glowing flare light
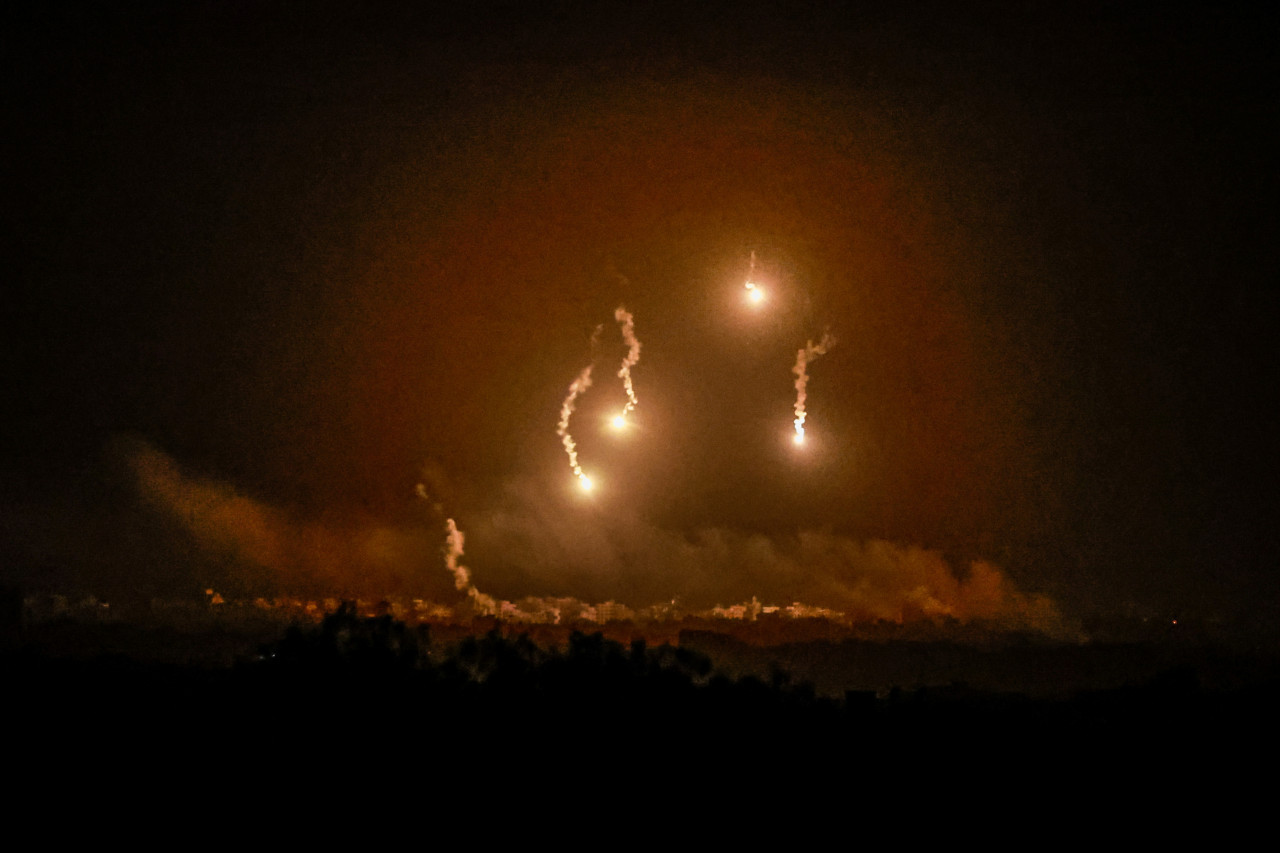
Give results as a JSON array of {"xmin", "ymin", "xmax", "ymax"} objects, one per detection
[{"xmin": 744, "ymin": 250, "xmax": 764, "ymax": 305}]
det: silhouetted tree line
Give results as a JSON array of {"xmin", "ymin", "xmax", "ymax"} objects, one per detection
[
  {"xmin": 229, "ymin": 606, "xmax": 1277, "ymax": 763},
  {"xmin": 7, "ymin": 602, "xmax": 1279, "ymax": 779},
  {"xmin": 242, "ymin": 603, "xmax": 846, "ymax": 751}
]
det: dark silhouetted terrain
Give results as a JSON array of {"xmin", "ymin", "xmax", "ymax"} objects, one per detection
[{"xmin": 7, "ymin": 603, "xmax": 1277, "ymax": 797}]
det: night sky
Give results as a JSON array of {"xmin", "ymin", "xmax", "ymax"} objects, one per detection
[{"xmin": 3, "ymin": 1, "xmax": 1276, "ymax": 631}]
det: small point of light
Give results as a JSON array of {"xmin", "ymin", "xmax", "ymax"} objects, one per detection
[
  {"xmin": 793, "ymin": 432, "xmax": 805, "ymax": 445},
  {"xmin": 612, "ymin": 414, "xmax": 627, "ymax": 429},
  {"xmin": 579, "ymin": 476, "xmax": 593, "ymax": 492},
  {"xmin": 745, "ymin": 281, "xmax": 756, "ymax": 290},
  {"xmin": 747, "ymin": 288, "xmax": 764, "ymax": 305}
]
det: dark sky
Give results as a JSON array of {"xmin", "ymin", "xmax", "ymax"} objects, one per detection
[{"xmin": 3, "ymin": 1, "xmax": 1276, "ymax": 629}]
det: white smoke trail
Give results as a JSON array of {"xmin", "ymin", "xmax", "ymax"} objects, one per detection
[
  {"xmin": 442, "ymin": 517, "xmax": 497, "ymax": 615},
  {"xmin": 443, "ymin": 517, "xmax": 470, "ymax": 591},
  {"xmin": 792, "ymin": 331, "xmax": 836, "ymax": 445},
  {"xmin": 614, "ymin": 306, "xmax": 642, "ymax": 419},
  {"xmin": 556, "ymin": 324, "xmax": 604, "ymax": 490},
  {"xmin": 411, "ymin": 481, "xmax": 499, "ymax": 615},
  {"xmin": 557, "ymin": 365, "xmax": 595, "ymax": 488}
]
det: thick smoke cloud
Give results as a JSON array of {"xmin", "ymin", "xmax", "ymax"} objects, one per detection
[
  {"xmin": 126, "ymin": 440, "xmax": 1068, "ymax": 636},
  {"xmin": 470, "ymin": 478, "xmax": 1069, "ymax": 634},
  {"xmin": 126, "ymin": 439, "xmax": 447, "ymax": 598}
]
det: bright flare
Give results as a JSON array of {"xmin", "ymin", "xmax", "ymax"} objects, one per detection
[
  {"xmin": 744, "ymin": 251, "xmax": 765, "ymax": 305},
  {"xmin": 580, "ymin": 476, "xmax": 594, "ymax": 492},
  {"xmin": 612, "ymin": 414, "xmax": 627, "ymax": 429}
]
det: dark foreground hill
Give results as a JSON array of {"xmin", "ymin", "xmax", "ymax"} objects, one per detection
[{"xmin": 7, "ymin": 604, "xmax": 1279, "ymax": 790}]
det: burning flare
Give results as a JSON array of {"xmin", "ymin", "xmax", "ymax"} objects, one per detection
[
  {"xmin": 792, "ymin": 331, "xmax": 836, "ymax": 445},
  {"xmin": 744, "ymin": 250, "xmax": 764, "ymax": 305}
]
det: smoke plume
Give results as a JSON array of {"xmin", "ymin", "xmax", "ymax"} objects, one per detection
[
  {"xmin": 614, "ymin": 306, "xmax": 642, "ymax": 418},
  {"xmin": 443, "ymin": 516, "xmax": 497, "ymax": 616},
  {"xmin": 125, "ymin": 438, "xmax": 444, "ymax": 596},
  {"xmin": 123, "ymin": 440, "xmax": 1070, "ymax": 638},
  {"xmin": 555, "ymin": 324, "xmax": 605, "ymax": 489},
  {"xmin": 792, "ymin": 331, "xmax": 836, "ymax": 444},
  {"xmin": 556, "ymin": 364, "xmax": 595, "ymax": 488}
]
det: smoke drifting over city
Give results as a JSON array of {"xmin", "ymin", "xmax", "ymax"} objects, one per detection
[
  {"xmin": 126, "ymin": 438, "xmax": 443, "ymax": 598},
  {"xmin": 125, "ymin": 438, "xmax": 1067, "ymax": 636}
]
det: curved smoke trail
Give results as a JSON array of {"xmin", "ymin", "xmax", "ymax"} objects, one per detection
[
  {"xmin": 443, "ymin": 517, "xmax": 470, "ymax": 591},
  {"xmin": 614, "ymin": 306, "xmax": 642, "ymax": 419},
  {"xmin": 442, "ymin": 517, "xmax": 497, "ymax": 615},
  {"xmin": 557, "ymin": 364, "xmax": 595, "ymax": 488},
  {"xmin": 414, "ymin": 481, "xmax": 499, "ymax": 615},
  {"xmin": 792, "ymin": 331, "xmax": 836, "ymax": 444},
  {"xmin": 556, "ymin": 324, "xmax": 604, "ymax": 489}
]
